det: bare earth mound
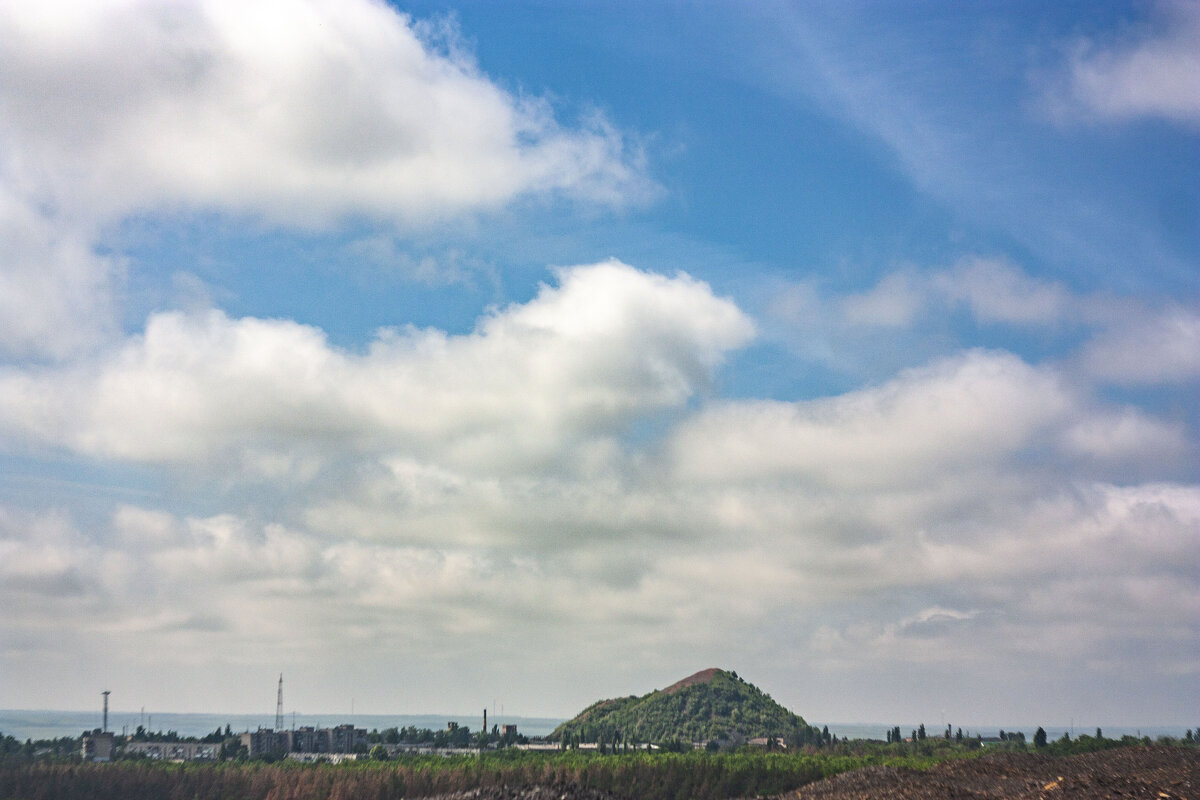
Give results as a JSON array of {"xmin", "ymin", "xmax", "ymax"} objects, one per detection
[
  {"xmin": 661, "ymin": 667, "xmax": 722, "ymax": 694},
  {"xmin": 779, "ymin": 746, "xmax": 1198, "ymax": 800}
]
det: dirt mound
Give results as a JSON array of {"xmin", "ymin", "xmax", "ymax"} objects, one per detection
[
  {"xmin": 779, "ymin": 745, "xmax": 1198, "ymax": 799},
  {"xmin": 660, "ymin": 667, "xmax": 723, "ymax": 695}
]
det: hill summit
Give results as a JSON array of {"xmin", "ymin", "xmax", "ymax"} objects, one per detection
[{"xmin": 552, "ymin": 668, "xmax": 811, "ymax": 745}]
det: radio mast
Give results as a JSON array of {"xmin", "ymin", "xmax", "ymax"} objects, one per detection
[{"xmin": 275, "ymin": 674, "xmax": 284, "ymax": 730}]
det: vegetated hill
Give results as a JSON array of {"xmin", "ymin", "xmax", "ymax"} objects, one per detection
[{"xmin": 552, "ymin": 668, "xmax": 813, "ymax": 745}]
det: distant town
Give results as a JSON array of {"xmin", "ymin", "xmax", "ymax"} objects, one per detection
[
  {"xmin": 77, "ymin": 676, "xmax": 546, "ymax": 763},
  {"xmin": 54, "ymin": 670, "xmax": 1198, "ymax": 767}
]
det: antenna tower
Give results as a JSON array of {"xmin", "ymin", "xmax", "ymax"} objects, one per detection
[{"xmin": 275, "ymin": 674, "xmax": 284, "ymax": 731}]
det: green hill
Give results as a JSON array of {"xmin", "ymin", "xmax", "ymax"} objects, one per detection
[{"xmin": 552, "ymin": 668, "xmax": 813, "ymax": 745}]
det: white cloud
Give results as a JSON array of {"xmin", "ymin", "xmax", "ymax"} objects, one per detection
[
  {"xmin": 0, "ymin": 0, "xmax": 653, "ymax": 226},
  {"xmin": 803, "ymin": 482, "xmax": 1200, "ymax": 673},
  {"xmin": 839, "ymin": 258, "xmax": 1071, "ymax": 330},
  {"xmin": 16, "ymin": 465, "xmax": 1195, "ymax": 710},
  {"xmin": 0, "ymin": 0, "xmax": 654, "ymax": 359},
  {"xmin": 841, "ymin": 271, "xmax": 924, "ymax": 328},
  {"xmin": 0, "ymin": 190, "xmax": 120, "ymax": 358},
  {"xmin": 0, "ymin": 507, "xmax": 95, "ymax": 600},
  {"xmin": 770, "ymin": 258, "xmax": 1199, "ymax": 398},
  {"xmin": 1054, "ymin": 1, "xmax": 1200, "ymax": 126},
  {"xmin": 1080, "ymin": 306, "xmax": 1200, "ymax": 385},
  {"xmin": 0, "ymin": 261, "xmax": 753, "ymax": 473},
  {"xmin": 668, "ymin": 349, "xmax": 1069, "ymax": 488},
  {"xmin": 839, "ymin": 258, "xmax": 1072, "ymax": 330},
  {"xmin": 1060, "ymin": 407, "xmax": 1189, "ymax": 464},
  {"xmin": 2, "ymin": 338, "xmax": 1196, "ymax": 715},
  {"xmin": 930, "ymin": 257, "xmax": 1072, "ymax": 326}
]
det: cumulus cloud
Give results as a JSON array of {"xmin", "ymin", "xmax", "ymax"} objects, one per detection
[
  {"xmin": 0, "ymin": 0, "xmax": 653, "ymax": 226},
  {"xmin": 669, "ymin": 350, "xmax": 1070, "ymax": 488},
  {"xmin": 0, "ymin": 261, "xmax": 753, "ymax": 473},
  {"xmin": 0, "ymin": 0, "xmax": 654, "ymax": 358},
  {"xmin": 1051, "ymin": 1, "xmax": 1200, "ymax": 126},
  {"xmin": 0, "ymin": 190, "xmax": 120, "ymax": 358}
]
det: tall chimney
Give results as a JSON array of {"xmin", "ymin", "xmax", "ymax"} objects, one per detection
[
  {"xmin": 483, "ymin": 708, "xmax": 487, "ymax": 733},
  {"xmin": 101, "ymin": 691, "xmax": 111, "ymax": 733}
]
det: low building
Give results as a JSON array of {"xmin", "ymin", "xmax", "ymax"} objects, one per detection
[
  {"xmin": 81, "ymin": 730, "xmax": 115, "ymax": 762},
  {"xmin": 124, "ymin": 741, "xmax": 221, "ymax": 761},
  {"xmin": 288, "ymin": 751, "xmax": 360, "ymax": 763},
  {"xmin": 240, "ymin": 728, "xmax": 289, "ymax": 757},
  {"xmin": 747, "ymin": 736, "xmax": 786, "ymax": 749}
]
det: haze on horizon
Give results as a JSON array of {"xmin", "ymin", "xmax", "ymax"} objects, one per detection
[{"xmin": 1, "ymin": 0, "xmax": 1196, "ymax": 729}]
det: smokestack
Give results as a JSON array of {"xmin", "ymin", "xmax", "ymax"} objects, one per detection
[
  {"xmin": 102, "ymin": 691, "xmax": 110, "ymax": 733},
  {"xmin": 483, "ymin": 708, "xmax": 487, "ymax": 733}
]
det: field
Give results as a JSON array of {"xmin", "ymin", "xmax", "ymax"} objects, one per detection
[{"xmin": 1, "ymin": 744, "xmax": 1196, "ymax": 800}]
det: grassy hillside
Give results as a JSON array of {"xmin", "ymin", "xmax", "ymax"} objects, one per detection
[{"xmin": 552, "ymin": 668, "xmax": 812, "ymax": 745}]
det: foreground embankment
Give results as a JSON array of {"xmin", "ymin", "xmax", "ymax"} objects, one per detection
[
  {"xmin": 0, "ymin": 746, "xmax": 1195, "ymax": 800},
  {"xmin": 782, "ymin": 746, "xmax": 1198, "ymax": 800}
]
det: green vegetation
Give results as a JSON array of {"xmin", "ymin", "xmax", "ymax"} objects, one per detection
[
  {"xmin": 1040, "ymin": 730, "xmax": 1176, "ymax": 757},
  {"xmin": 0, "ymin": 747, "xmax": 958, "ymax": 800},
  {"xmin": 2, "ymin": 725, "xmax": 1195, "ymax": 800},
  {"xmin": 552, "ymin": 668, "xmax": 820, "ymax": 746},
  {"xmin": 364, "ymin": 722, "xmax": 526, "ymax": 749},
  {"xmin": 0, "ymin": 732, "xmax": 77, "ymax": 760}
]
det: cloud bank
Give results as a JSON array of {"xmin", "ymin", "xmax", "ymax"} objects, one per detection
[{"xmin": 2, "ymin": 257, "xmax": 1194, "ymax": 718}]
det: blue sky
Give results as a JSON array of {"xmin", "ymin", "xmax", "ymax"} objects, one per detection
[{"xmin": 0, "ymin": 0, "xmax": 1196, "ymax": 729}]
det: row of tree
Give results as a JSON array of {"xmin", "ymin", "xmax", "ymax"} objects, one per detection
[
  {"xmin": 363, "ymin": 723, "xmax": 528, "ymax": 752},
  {"xmin": 126, "ymin": 724, "xmax": 233, "ymax": 743}
]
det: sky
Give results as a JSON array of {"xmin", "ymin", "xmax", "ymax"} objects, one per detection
[{"xmin": 0, "ymin": 0, "xmax": 1197, "ymax": 730}]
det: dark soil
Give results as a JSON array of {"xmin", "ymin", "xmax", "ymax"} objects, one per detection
[
  {"xmin": 778, "ymin": 746, "xmax": 1199, "ymax": 800},
  {"xmin": 423, "ymin": 786, "xmax": 627, "ymax": 800}
]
